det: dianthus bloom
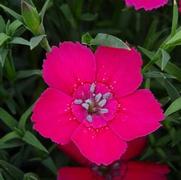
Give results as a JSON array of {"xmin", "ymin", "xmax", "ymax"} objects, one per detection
[
  {"xmin": 58, "ymin": 137, "xmax": 147, "ymax": 166},
  {"xmin": 57, "ymin": 162, "xmax": 169, "ymax": 180},
  {"xmin": 32, "ymin": 42, "xmax": 164, "ymax": 165},
  {"xmin": 57, "ymin": 136, "xmax": 169, "ymax": 180},
  {"xmin": 125, "ymin": 0, "xmax": 168, "ymax": 10}
]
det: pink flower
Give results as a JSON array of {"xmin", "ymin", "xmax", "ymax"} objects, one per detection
[
  {"xmin": 58, "ymin": 137, "xmax": 147, "ymax": 166},
  {"xmin": 32, "ymin": 42, "xmax": 164, "ymax": 165},
  {"xmin": 57, "ymin": 162, "xmax": 169, "ymax": 180},
  {"xmin": 179, "ymin": 0, "xmax": 181, "ymax": 13},
  {"xmin": 125, "ymin": 0, "xmax": 168, "ymax": 11}
]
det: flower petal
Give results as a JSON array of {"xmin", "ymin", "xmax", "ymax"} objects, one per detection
[
  {"xmin": 32, "ymin": 88, "xmax": 79, "ymax": 144},
  {"xmin": 57, "ymin": 167, "xmax": 103, "ymax": 180},
  {"xmin": 110, "ymin": 89, "xmax": 164, "ymax": 141},
  {"xmin": 125, "ymin": 0, "xmax": 168, "ymax": 11},
  {"xmin": 43, "ymin": 42, "xmax": 96, "ymax": 95},
  {"xmin": 121, "ymin": 161, "xmax": 170, "ymax": 180},
  {"xmin": 58, "ymin": 142, "xmax": 91, "ymax": 166},
  {"xmin": 72, "ymin": 124, "xmax": 127, "ymax": 165},
  {"xmin": 95, "ymin": 47, "xmax": 142, "ymax": 97},
  {"xmin": 121, "ymin": 137, "xmax": 147, "ymax": 160}
]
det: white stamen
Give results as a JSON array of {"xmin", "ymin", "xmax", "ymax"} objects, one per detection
[
  {"xmin": 103, "ymin": 92, "xmax": 112, "ymax": 99},
  {"xmin": 90, "ymin": 83, "xmax": 96, "ymax": 93},
  {"xmin": 82, "ymin": 103, "xmax": 89, "ymax": 110},
  {"xmin": 86, "ymin": 115, "xmax": 93, "ymax": 122},
  {"xmin": 74, "ymin": 99, "xmax": 83, "ymax": 104},
  {"xmin": 95, "ymin": 93, "xmax": 102, "ymax": 102},
  {"xmin": 98, "ymin": 99, "xmax": 107, "ymax": 107},
  {"xmin": 85, "ymin": 99, "xmax": 92, "ymax": 104},
  {"xmin": 99, "ymin": 108, "xmax": 109, "ymax": 114}
]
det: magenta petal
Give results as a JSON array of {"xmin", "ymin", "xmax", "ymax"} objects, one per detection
[
  {"xmin": 72, "ymin": 124, "xmax": 127, "ymax": 165},
  {"xmin": 110, "ymin": 89, "xmax": 164, "ymax": 141},
  {"xmin": 125, "ymin": 0, "xmax": 168, "ymax": 11},
  {"xmin": 32, "ymin": 88, "xmax": 79, "ymax": 144},
  {"xmin": 43, "ymin": 42, "xmax": 96, "ymax": 95},
  {"xmin": 95, "ymin": 47, "xmax": 143, "ymax": 97}
]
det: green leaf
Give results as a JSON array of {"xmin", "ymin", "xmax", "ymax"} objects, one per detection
[
  {"xmin": 165, "ymin": 97, "xmax": 181, "ymax": 116},
  {"xmin": 0, "ymin": 160, "xmax": 24, "ymax": 180},
  {"xmin": 10, "ymin": 37, "xmax": 30, "ymax": 46},
  {"xmin": 30, "ymin": 35, "xmax": 46, "ymax": 50},
  {"xmin": 40, "ymin": 0, "xmax": 52, "ymax": 21},
  {"xmin": 161, "ymin": 49, "xmax": 170, "ymax": 71},
  {"xmin": 0, "ymin": 16, "xmax": 5, "ymax": 32},
  {"xmin": 21, "ymin": 0, "xmax": 41, "ymax": 34},
  {"xmin": 81, "ymin": 32, "xmax": 93, "ymax": 45},
  {"xmin": 91, "ymin": 33, "xmax": 130, "ymax": 49},
  {"xmin": 171, "ymin": 0, "xmax": 178, "ymax": 37},
  {"xmin": 165, "ymin": 29, "xmax": 181, "ymax": 46},
  {"xmin": 41, "ymin": 157, "xmax": 57, "ymax": 175},
  {"xmin": 0, "ymin": 33, "xmax": 10, "ymax": 46},
  {"xmin": 22, "ymin": 131, "xmax": 48, "ymax": 153},
  {"xmin": 18, "ymin": 105, "xmax": 33, "ymax": 131},
  {"xmin": 60, "ymin": 4, "xmax": 77, "ymax": 29},
  {"xmin": 0, "ymin": 172, "xmax": 5, "ymax": 180},
  {"xmin": 0, "ymin": 141, "xmax": 23, "ymax": 149},
  {"xmin": 0, "ymin": 131, "xmax": 20, "ymax": 143},
  {"xmin": 23, "ymin": 172, "xmax": 39, "ymax": 180},
  {"xmin": 0, "ymin": 48, "xmax": 8, "ymax": 67},
  {"xmin": 0, "ymin": 108, "xmax": 18, "ymax": 130},
  {"xmin": 0, "ymin": 4, "xmax": 22, "ymax": 20},
  {"xmin": 7, "ymin": 20, "xmax": 23, "ymax": 36},
  {"xmin": 16, "ymin": 69, "xmax": 42, "ymax": 79}
]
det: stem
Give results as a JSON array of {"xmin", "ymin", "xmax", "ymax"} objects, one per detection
[{"xmin": 40, "ymin": 37, "xmax": 51, "ymax": 52}]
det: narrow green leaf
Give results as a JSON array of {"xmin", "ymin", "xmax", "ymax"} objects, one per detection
[
  {"xmin": 0, "ymin": 131, "xmax": 20, "ymax": 143},
  {"xmin": 165, "ymin": 29, "xmax": 181, "ymax": 46},
  {"xmin": 165, "ymin": 97, "xmax": 181, "ymax": 116},
  {"xmin": 21, "ymin": 0, "xmax": 41, "ymax": 34},
  {"xmin": 0, "ymin": 160, "xmax": 24, "ymax": 180},
  {"xmin": 0, "ymin": 16, "xmax": 5, "ymax": 32},
  {"xmin": 10, "ymin": 37, "xmax": 30, "ymax": 46},
  {"xmin": 0, "ymin": 4, "xmax": 22, "ymax": 20},
  {"xmin": 30, "ymin": 35, "xmax": 46, "ymax": 50},
  {"xmin": 91, "ymin": 33, "xmax": 130, "ymax": 50},
  {"xmin": 41, "ymin": 157, "xmax": 57, "ymax": 175},
  {"xmin": 40, "ymin": 0, "xmax": 52, "ymax": 21},
  {"xmin": 0, "ymin": 108, "xmax": 18, "ymax": 130},
  {"xmin": 22, "ymin": 131, "xmax": 48, "ymax": 153},
  {"xmin": 7, "ymin": 20, "xmax": 23, "ymax": 36},
  {"xmin": 0, "ymin": 141, "xmax": 24, "ymax": 149},
  {"xmin": 60, "ymin": 4, "xmax": 77, "ymax": 29},
  {"xmin": 18, "ymin": 105, "xmax": 33, "ymax": 131},
  {"xmin": 0, "ymin": 48, "xmax": 8, "ymax": 67},
  {"xmin": 0, "ymin": 33, "xmax": 10, "ymax": 46},
  {"xmin": 161, "ymin": 49, "xmax": 170, "ymax": 71},
  {"xmin": 171, "ymin": 0, "xmax": 178, "ymax": 37},
  {"xmin": 16, "ymin": 69, "xmax": 42, "ymax": 79},
  {"xmin": 0, "ymin": 172, "xmax": 5, "ymax": 180}
]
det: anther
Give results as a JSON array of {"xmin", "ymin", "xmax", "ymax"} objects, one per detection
[
  {"xmin": 103, "ymin": 92, "xmax": 112, "ymax": 99},
  {"xmin": 82, "ymin": 103, "xmax": 89, "ymax": 110},
  {"xmin": 74, "ymin": 99, "xmax": 83, "ymax": 104},
  {"xmin": 99, "ymin": 108, "xmax": 109, "ymax": 114},
  {"xmin": 86, "ymin": 115, "xmax": 93, "ymax": 122},
  {"xmin": 85, "ymin": 99, "xmax": 92, "ymax": 104},
  {"xmin": 98, "ymin": 99, "xmax": 107, "ymax": 107},
  {"xmin": 90, "ymin": 83, "xmax": 96, "ymax": 93},
  {"xmin": 95, "ymin": 93, "xmax": 102, "ymax": 102}
]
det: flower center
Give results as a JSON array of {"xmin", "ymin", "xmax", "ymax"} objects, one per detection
[{"xmin": 73, "ymin": 83, "xmax": 112, "ymax": 123}]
